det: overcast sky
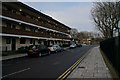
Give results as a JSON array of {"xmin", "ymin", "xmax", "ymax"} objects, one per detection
[{"xmin": 23, "ymin": 2, "xmax": 96, "ymax": 32}]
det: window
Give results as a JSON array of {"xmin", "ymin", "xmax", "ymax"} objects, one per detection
[
  {"xmin": 57, "ymin": 34, "xmax": 59, "ymax": 36},
  {"xmin": 3, "ymin": 6, "xmax": 8, "ymax": 10},
  {"xmin": 20, "ymin": 38, "xmax": 26, "ymax": 44},
  {"xmin": 30, "ymin": 39, "xmax": 33, "ymax": 44},
  {"xmin": 11, "ymin": 10, "xmax": 16, "ymax": 13},
  {"xmin": 30, "ymin": 28, "xmax": 35, "ymax": 32},
  {"xmin": 20, "ymin": 26, "xmax": 25, "ymax": 30},
  {"xmin": 21, "ymin": 12, "xmax": 26, "ymax": 17},
  {"xmin": 16, "ymin": 11, "xmax": 21, "ymax": 15},
  {"xmin": 6, "ymin": 23, "xmax": 11, "ymax": 28},
  {"xmin": 12, "ymin": 25, "xmax": 16, "ymax": 29},
  {"xmin": 46, "ymin": 32, "xmax": 49, "ymax": 35},
  {"xmin": 33, "ymin": 40, "xmax": 35, "ymax": 45},
  {"xmin": 38, "ymin": 29, "xmax": 41, "ymax": 33},
  {"xmin": 7, "ymin": 8, "xmax": 12, "ymax": 12},
  {"xmin": 38, "ymin": 40, "xmax": 41, "ymax": 44},
  {"xmin": 6, "ymin": 38, "xmax": 11, "ymax": 44},
  {"xmin": 26, "ymin": 15, "xmax": 31, "ymax": 18},
  {"xmin": 35, "ymin": 19, "xmax": 38, "ymax": 21}
]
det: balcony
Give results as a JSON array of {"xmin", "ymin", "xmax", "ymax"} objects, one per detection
[
  {"xmin": 2, "ymin": 10, "xmax": 70, "ymax": 34},
  {"xmin": 2, "ymin": 27, "xmax": 71, "ymax": 40}
]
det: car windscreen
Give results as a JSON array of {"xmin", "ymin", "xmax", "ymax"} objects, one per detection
[
  {"xmin": 71, "ymin": 44, "xmax": 75, "ymax": 45},
  {"xmin": 52, "ymin": 45, "xmax": 56, "ymax": 47},
  {"xmin": 52, "ymin": 45, "xmax": 59, "ymax": 47},
  {"xmin": 29, "ymin": 45, "xmax": 38, "ymax": 49},
  {"xmin": 39, "ymin": 45, "xmax": 47, "ymax": 49}
]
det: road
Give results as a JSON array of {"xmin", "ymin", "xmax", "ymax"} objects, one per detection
[{"xmin": 2, "ymin": 45, "xmax": 95, "ymax": 79}]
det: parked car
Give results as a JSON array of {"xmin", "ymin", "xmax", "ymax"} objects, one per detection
[
  {"xmin": 26, "ymin": 45, "xmax": 50, "ymax": 56},
  {"xmin": 49, "ymin": 45, "xmax": 63, "ymax": 53},
  {"xmin": 82, "ymin": 44, "xmax": 87, "ymax": 46},
  {"xmin": 17, "ymin": 46, "xmax": 28, "ymax": 53},
  {"xmin": 76, "ymin": 43, "xmax": 82, "ymax": 47},
  {"xmin": 70, "ymin": 44, "xmax": 77, "ymax": 48}
]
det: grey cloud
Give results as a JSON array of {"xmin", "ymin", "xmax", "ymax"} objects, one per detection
[{"xmin": 44, "ymin": 3, "xmax": 95, "ymax": 32}]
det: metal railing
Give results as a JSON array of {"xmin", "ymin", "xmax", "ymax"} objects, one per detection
[
  {"xmin": 2, "ymin": 27, "xmax": 71, "ymax": 40},
  {"xmin": 100, "ymin": 36, "xmax": 120, "ymax": 76},
  {"xmin": 2, "ymin": 10, "xmax": 70, "ymax": 34}
]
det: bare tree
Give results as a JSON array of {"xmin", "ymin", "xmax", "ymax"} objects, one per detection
[
  {"xmin": 77, "ymin": 31, "xmax": 88, "ymax": 40},
  {"xmin": 70, "ymin": 28, "xmax": 78, "ymax": 39},
  {"xmin": 91, "ymin": 2, "xmax": 120, "ymax": 39},
  {"xmin": 77, "ymin": 31, "xmax": 101, "ymax": 40}
]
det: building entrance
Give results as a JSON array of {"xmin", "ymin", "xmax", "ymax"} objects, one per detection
[{"xmin": 12, "ymin": 38, "xmax": 16, "ymax": 51}]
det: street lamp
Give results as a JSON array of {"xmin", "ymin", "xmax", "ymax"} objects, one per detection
[
  {"xmin": 118, "ymin": 1, "xmax": 120, "ymax": 36},
  {"xmin": 118, "ymin": 20, "xmax": 120, "ymax": 36},
  {"xmin": 116, "ymin": 1, "xmax": 120, "ymax": 36},
  {"xmin": 113, "ymin": 21, "xmax": 120, "ymax": 37}
]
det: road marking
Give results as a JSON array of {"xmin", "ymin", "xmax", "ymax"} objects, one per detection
[
  {"xmin": 56, "ymin": 58, "xmax": 82, "ymax": 80},
  {"xmin": 57, "ymin": 59, "xmax": 81, "ymax": 80},
  {"xmin": 56, "ymin": 48, "xmax": 92, "ymax": 80},
  {"xmin": 1, "ymin": 68, "xmax": 31, "ymax": 78},
  {"xmin": 61, "ymin": 71, "xmax": 71, "ymax": 80},
  {"xmin": 57, "ymin": 59, "xmax": 80, "ymax": 80}
]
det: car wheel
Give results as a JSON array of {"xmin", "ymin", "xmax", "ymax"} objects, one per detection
[
  {"xmin": 55, "ymin": 50, "xmax": 57, "ymax": 53},
  {"xmin": 39, "ymin": 53, "xmax": 42, "ymax": 56},
  {"xmin": 48, "ymin": 51, "xmax": 50, "ymax": 55},
  {"xmin": 28, "ymin": 54, "xmax": 31, "ymax": 57}
]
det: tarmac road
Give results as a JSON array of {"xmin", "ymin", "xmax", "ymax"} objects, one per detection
[{"xmin": 2, "ymin": 45, "xmax": 95, "ymax": 79}]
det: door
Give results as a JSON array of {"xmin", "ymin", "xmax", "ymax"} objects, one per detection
[
  {"xmin": 44, "ymin": 41, "xmax": 48, "ymax": 46},
  {"xmin": 48, "ymin": 40, "xmax": 50, "ymax": 46},
  {"xmin": 12, "ymin": 38, "xmax": 16, "ymax": 51},
  {"xmin": 33, "ymin": 40, "xmax": 35, "ymax": 45}
]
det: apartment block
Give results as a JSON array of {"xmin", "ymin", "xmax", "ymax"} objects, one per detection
[{"xmin": 0, "ymin": 2, "xmax": 71, "ymax": 51}]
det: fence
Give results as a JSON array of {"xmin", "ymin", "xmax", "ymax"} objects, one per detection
[{"xmin": 100, "ymin": 36, "xmax": 120, "ymax": 76}]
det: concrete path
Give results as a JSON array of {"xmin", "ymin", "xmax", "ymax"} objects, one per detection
[
  {"xmin": 67, "ymin": 46, "xmax": 112, "ymax": 79},
  {"xmin": 1, "ymin": 54, "xmax": 27, "ymax": 61}
]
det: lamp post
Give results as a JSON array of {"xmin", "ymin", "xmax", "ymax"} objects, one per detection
[
  {"xmin": 118, "ymin": 20, "xmax": 120, "ymax": 36},
  {"xmin": 118, "ymin": 1, "xmax": 120, "ymax": 36},
  {"xmin": 113, "ymin": 21, "xmax": 120, "ymax": 37},
  {"xmin": 115, "ymin": 1, "xmax": 120, "ymax": 72}
]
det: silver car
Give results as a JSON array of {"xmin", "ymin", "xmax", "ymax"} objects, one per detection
[
  {"xmin": 49, "ymin": 45, "xmax": 62, "ymax": 53},
  {"xmin": 70, "ymin": 44, "xmax": 77, "ymax": 48}
]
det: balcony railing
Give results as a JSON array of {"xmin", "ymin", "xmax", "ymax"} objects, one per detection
[
  {"xmin": 2, "ymin": 10, "xmax": 70, "ymax": 34},
  {"xmin": 2, "ymin": 27, "xmax": 71, "ymax": 40}
]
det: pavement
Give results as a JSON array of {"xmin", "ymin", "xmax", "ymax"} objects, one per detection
[
  {"xmin": 1, "ymin": 47, "xmax": 70, "ymax": 61},
  {"xmin": 1, "ymin": 53, "xmax": 27, "ymax": 61},
  {"xmin": 67, "ymin": 46, "xmax": 112, "ymax": 79}
]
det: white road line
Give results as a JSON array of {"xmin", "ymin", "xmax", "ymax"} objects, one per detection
[{"xmin": 1, "ymin": 68, "xmax": 31, "ymax": 78}]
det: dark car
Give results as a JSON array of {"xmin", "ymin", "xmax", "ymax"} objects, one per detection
[
  {"xmin": 76, "ymin": 43, "xmax": 82, "ymax": 47},
  {"xmin": 26, "ymin": 45, "xmax": 50, "ymax": 56}
]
